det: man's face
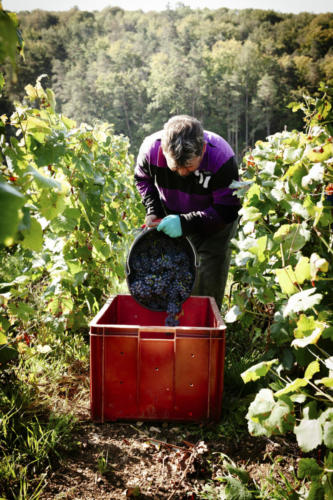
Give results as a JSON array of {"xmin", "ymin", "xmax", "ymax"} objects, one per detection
[{"xmin": 164, "ymin": 144, "xmax": 206, "ymax": 177}]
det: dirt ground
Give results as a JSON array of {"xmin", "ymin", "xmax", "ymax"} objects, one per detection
[{"xmin": 40, "ymin": 405, "xmax": 301, "ymax": 500}]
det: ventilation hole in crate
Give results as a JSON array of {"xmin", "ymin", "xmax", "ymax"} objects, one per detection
[
  {"xmin": 189, "ymin": 383, "xmax": 194, "ymax": 387},
  {"xmin": 119, "ymin": 381, "xmax": 123, "ymax": 384},
  {"xmin": 155, "ymin": 367, "xmax": 159, "ymax": 372},
  {"xmin": 120, "ymin": 352, "xmax": 124, "ymax": 355},
  {"xmin": 191, "ymin": 353, "xmax": 195, "ymax": 358}
]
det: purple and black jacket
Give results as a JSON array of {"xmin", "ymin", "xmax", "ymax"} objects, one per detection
[{"xmin": 134, "ymin": 130, "xmax": 241, "ymax": 235}]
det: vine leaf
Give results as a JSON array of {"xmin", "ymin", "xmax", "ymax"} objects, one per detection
[
  {"xmin": 20, "ymin": 217, "xmax": 43, "ymax": 252},
  {"xmin": 241, "ymin": 359, "xmax": 278, "ymax": 383},
  {"xmin": 283, "ymin": 288, "xmax": 322, "ymax": 317},
  {"xmin": 275, "ymin": 266, "xmax": 298, "ymax": 295},
  {"xmin": 297, "ymin": 458, "xmax": 322, "ymax": 480},
  {"xmin": 294, "ymin": 419, "xmax": 322, "ymax": 452},
  {"xmin": 0, "ymin": 182, "xmax": 25, "ymax": 245}
]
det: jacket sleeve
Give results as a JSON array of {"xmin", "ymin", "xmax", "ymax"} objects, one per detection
[
  {"xmin": 179, "ymin": 156, "xmax": 241, "ymax": 235},
  {"xmin": 134, "ymin": 139, "xmax": 165, "ymax": 218}
]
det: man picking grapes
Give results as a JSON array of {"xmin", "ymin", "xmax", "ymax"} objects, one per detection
[{"xmin": 134, "ymin": 115, "xmax": 241, "ymax": 308}]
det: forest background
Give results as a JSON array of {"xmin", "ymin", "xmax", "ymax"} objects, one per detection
[{"xmin": 2, "ymin": 5, "xmax": 333, "ymax": 160}]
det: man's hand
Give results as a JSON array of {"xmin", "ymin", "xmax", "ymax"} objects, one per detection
[
  {"xmin": 145, "ymin": 214, "xmax": 160, "ymax": 227},
  {"xmin": 157, "ymin": 215, "xmax": 182, "ymax": 238}
]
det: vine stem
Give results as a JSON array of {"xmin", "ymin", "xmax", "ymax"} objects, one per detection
[
  {"xmin": 280, "ymin": 243, "xmax": 285, "ymax": 267},
  {"xmin": 314, "ymin": 227, "xmax": 333, "ymax": 255},
  {"xmin": 306, "ymin": 379, "xmax": 333, "ymax": 403},
  {"xmin": 313, "ymin": 343, "xmax": 332, "ymax": 359}
]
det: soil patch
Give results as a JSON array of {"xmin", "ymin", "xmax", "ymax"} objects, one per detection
[{"xmin": 40, "ymin": 414, "xmax": 300, "ymax": 499}]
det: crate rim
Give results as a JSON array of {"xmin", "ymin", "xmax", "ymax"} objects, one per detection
[{"xmin": 89, "ymin": 294, "xmax": 226, "ymax": 330}]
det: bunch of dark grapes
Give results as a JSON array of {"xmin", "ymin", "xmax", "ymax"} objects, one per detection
[{"xmin": 128, "ymin": 230, "xmax": 196, "ymax": 326}]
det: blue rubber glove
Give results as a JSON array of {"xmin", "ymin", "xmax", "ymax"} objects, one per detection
[{"xmin": 157, "ymin": 215, "xmax": 182, "ymax": 238}]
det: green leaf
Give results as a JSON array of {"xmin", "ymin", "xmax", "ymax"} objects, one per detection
[
  {"xmin": 307, "ymin": 481, "xmax": 325, "ymax": 500},
  {"xmin": 297, "ymin": 458, "xmax": 323, "ymax": 480},
  {"xmin": 247, "ymin": 388, "xmax": 275, "ymax": 416},
  {"xmin": 21, "ymin": 217, "xmax": 43, "ymax": 252},
  {"xmin": 25, "ymin": 116, "xmax": 51, "ymax": 136},
  {"xmin": 273, "ymin": 223, "xmax": 310, "ymax": 253},
  {"xmin": 51, "ymin": 207, "xmax": 81, "ymax": 233},
  {"xmin": 275, "ymin": 266, "xmax": 298, "ymax": 295},
  {"xmin": 301, "ymin": 163, "xmax": 325, "ymax": 188},
  {"xmin": 266, "ymin": 398, "xmax": 295, "ymax": 433},
  {"xmin": 0, "ymin": 182, "xmax": 25, "ymax": 245},
  {"xmin": 0, "ymin": 9, "xmax": 20, "ymax": 69},
  {"xmin": 8, "ymin": 302, "xmax": 35, "ymax": 321},
  {"xmin": 283, "ymin": 288, "xmax": 323, "ymax": 317},
  {"xmin": 283, "ymin": 147, "xmax": 303, "ymax": 164},
  {"xmin": 27, "ymin": 165, "xmax": 62, "ymax": 190},
  {"xmin": 224, "ymin": 477, "xmax": 253, "ymax": 500},
  {"xmin": 0, "ymin": 345, "xmax": 18, "ymax": 365},
  {"xmin": 92, "ymin": 238, "xmax": 111, "ymax": 261},
  {"xmin": 224, "ymin": 464, "xmax": 250, "ymax": 484},
  {"xmin": 323, "ymin": 327, "xmax": 333, "ymax": 340},
  {"xmin": 39, "ymin": 191, "xmax": 66, "ymax": 220},
  {"xmin": 239, "ymin": 206, "xmax": 262, "ymax": 222},
  {"xmin": 248, "ymin": 235, "xmax": 267, "ymax": 263},
  {"xmin": 294, "ymin": 419, "xmax": 322, "ymax": 452},
  {"xmin": 288, "ymin": 200, "xmax": 310, "ymax": 219},
  {"xmin": 323, "ymin": 422, "xmax": 333, "ymax": 448},
  {"xmin": 241, "ymin": 359, "xmax": 278, "ymax": 383}
]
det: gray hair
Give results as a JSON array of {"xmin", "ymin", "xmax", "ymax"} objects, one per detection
[{"xmin": 161, "ymin": 115, "xmax": 204, "ymax": 167}]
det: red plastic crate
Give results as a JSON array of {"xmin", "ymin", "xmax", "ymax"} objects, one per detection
[{"xmin": 89, "ymin": 294, "xmax": 226, "ymax": 422}]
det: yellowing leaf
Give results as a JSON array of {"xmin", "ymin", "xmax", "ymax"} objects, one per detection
[
  {"xmin": 294, "ymin": 314, "xmax": 320, "ymax": 338},
  {"xmin": 310, "ymin": 253, "xmax": 329, "ymax": 280},
  {"xmin": 0, "ymin": 332, "xmax": 7, "ymax": 344},
  {"xmin": 275, "ymin": 378, "xmax": 308, "ymax": 397},
  {"xmin": 304, "ymin": 360, "xmax": 320, "ymax": 380},
  {"xmin": 315, "ymin": 377, "xmax": 333, "ymax": 388},
  {"xmin": 241, "ymin": 359, "xmax": 278, "ymax": 383},
  {"xmin": 275, "ymin": 266, "xmax": 298, "ymax": 295},
  {"xmin": 306, "ymin": 143, "xmax": 333, "ymax": 163},
  {"xmin": 291, "ymin": 327, "xmax": 323, "ymax": 348},
  {"xmin": 294, "ymin": 257, "xmax": 311, "ymax": 284}
]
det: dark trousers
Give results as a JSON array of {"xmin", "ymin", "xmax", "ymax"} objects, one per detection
[{"xmin": 189, "ymin": 219, "xmax": 239, "ymax": 308}]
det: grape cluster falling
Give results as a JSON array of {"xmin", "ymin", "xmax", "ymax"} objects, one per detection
[{"xmin": 128, "ymin": 230, "xmax": 195, "ymax": 325}]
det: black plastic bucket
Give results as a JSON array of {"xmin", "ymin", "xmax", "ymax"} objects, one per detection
[{"xmin": 126, "ymin": 227, "xmax": 199, "ymax": 311}]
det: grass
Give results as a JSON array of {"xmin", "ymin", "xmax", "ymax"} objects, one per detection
[{"xmin": 0, "ymin": 324, "xmax": 89, "ymax": 498}]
